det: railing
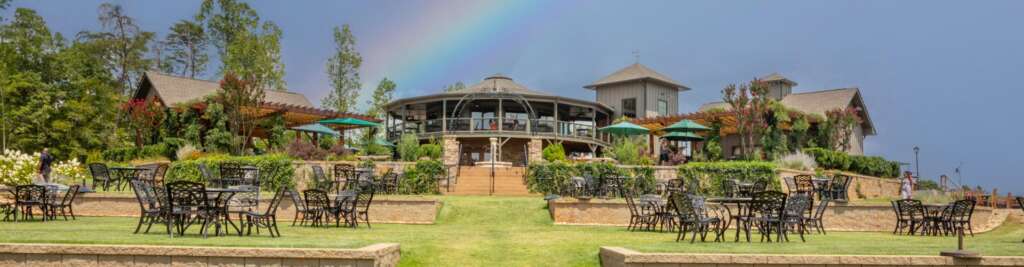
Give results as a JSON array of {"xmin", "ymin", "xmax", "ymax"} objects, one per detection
[{"xmin": 388, "ymin": 117, "xmax": 611, "ymax": 144}]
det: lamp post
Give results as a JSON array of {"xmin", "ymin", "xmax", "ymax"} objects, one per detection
[{"xmin": 913, "ymin": 146, "xmax": 920, "ymax": 179}]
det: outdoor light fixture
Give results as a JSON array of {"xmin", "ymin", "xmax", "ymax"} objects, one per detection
[{"xmin": 913, "ymin": 146, "xmax": 920, "ymax": 178}]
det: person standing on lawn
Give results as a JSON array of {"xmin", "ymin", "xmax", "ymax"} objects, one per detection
[
  {"xmin": 900, "ymin": 171, "xmax": 915, "ymax": 199},
  {"xmin": 38, "ymin": 148, "xmax": 54, "ymax": 183}
]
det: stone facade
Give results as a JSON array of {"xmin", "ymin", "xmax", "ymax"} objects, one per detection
[
  {"xmin": 528, "ymin": 138, "xmax": 543, "ymax": 163},
  {"xmin": 549, "ymin": 198, "xmax": 1009, "ymax": 233},
  {"xmin": 74, "ymin": 194, "xmax": 441, "ymax": 225},
  {"xmin": 0, "ymin": 243, "xmax": 400, "ymax": 267},
  {"xmin": 443, "ymin": 136, "xmax": 460, "ymax": 166},
  {"xmin": 600, "ymin": 247, "xmax": 1024, "ymax": 267}
]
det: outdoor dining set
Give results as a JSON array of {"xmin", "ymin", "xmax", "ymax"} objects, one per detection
[
  {"xmin": 621, "ymin": 174, "xmax": 846, "ymax": 244},
  {"xmin": 289, "ymin": 164, "xmax": 392, "ymax": 229},
  {"xmin": 1, "ymin": 183, "xmax": 82, "ymax": 222},
  {"xmin": 891, "ymin": 198, "xmax": 977, "ymax": 237}
]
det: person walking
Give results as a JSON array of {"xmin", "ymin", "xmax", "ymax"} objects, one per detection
[
  {"xmin": 900, "ymin": 171, "xmax": 915, "ymax": 199},
  {"xmin": 38, "ymin": 148, "xmax": 54, "ymax": 183}
]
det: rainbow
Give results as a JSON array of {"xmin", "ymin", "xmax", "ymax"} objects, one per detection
[{"xmin": 362, "ymin": 1, "xmax": 541, "ymax": 96}]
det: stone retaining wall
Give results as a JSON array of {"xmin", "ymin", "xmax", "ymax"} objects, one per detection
[
  {"xmin": 599, "ymin": 247, "xmax": 1024, "ymax": 267},
  {"xmin": 292, "ymin": 160, "xmax": 416, "ymax": 190},
  {"xmin": 74, "ymin": 194, "xmax": 441, "ymax": 224},
  {"xmin": 778, "ymin": 168, "xmax": 901, "ymax": 200},
  {"xmin": 549, "ymin": 198, "xmax": 1009, "ymax": 233},
  {"xmin": 0, "ymin": 243, "xmax": 399, "ymax": 267}
]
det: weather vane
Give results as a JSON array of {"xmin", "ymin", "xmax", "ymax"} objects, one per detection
[{"xmin": 632, "ymin": 49, "xmax": 640, "ymax": 63}]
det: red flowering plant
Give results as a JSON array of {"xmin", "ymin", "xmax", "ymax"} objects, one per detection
[{"xmin": 121, "ymin": 99, "xmax": 165, "ymax": 148}]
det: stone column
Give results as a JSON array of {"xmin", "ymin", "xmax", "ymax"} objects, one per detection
[
  {"xmin": 528, "ymin": 138, "xmax": 543, "ymax": 164},
  {"xmin": 443, "ymin": 136, "xmax": 460, "ymax": 166},
  {"xmin": 489, "ymin": 137, "xmax": 498, "ymax": 163}
]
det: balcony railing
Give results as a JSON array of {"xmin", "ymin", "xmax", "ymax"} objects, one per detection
[{"xmin": 388, "ymin": 118, "xmax": 611, "ymax": 144}]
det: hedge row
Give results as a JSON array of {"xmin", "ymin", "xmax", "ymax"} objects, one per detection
[
  {"xmin": 164, "ymin": 153, "xmax": 295, "ymax": 192},
  {"xmin": 803, "ymin": 148, "xmax": 900, "ymax": 178},
  {"xmin": 677, "ymin": 161, "xmax": 779, "ymax": 196},
  {"xmin": 525, "ymin": 162, "xmax": 657, "ymax": 196}
]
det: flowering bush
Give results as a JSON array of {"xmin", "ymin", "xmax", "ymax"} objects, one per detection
[
  {"xmin": 776, "ymin": 151, "xmax": 817, "ymax": 171},
  {"xmin": 0, "ymin": 149, "xmax": 88, "ymax": 186}
]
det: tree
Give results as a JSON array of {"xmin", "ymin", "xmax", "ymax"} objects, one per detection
[
  {"xmin": 322, "ymin": 24, "xmax": 362, "ymax": 113},
  {"xmin": 93, "ymin": 3, "xmax": 154, "ymax": 95},
  {"xmin": 366, "ymin": 77, "xmax": 396, "ymax": 119},
  {"xmin": 443, "ymin": 81, "xmax": 466, "ymax": 92},
  {"xmin": 217, "ymin": 73, "xmax": 264, "ymax": 155},
  {"xmin": 196, "ymin": 0, "xmax": 259, "ymax": 60},
  {"xmin": 822, "ymin": 107, "xmax": 861, "ymax": 152},
  {"xmin": 121, "ymin": 99, "xmax": 164, "ymax": 148},
  {"xmin": 163, "ymin": 20, "xmax": 208, "ymax": 78},
  {"xmin": 722, "ymin": 78, "xmax": 770, "ymax": 159}
]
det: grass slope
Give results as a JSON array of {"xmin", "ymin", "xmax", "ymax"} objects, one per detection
[{"xmin": 0, "ymin": 196, "xmax": 1021, "ymax": 266}]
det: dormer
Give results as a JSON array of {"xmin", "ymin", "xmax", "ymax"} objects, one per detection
[{"xmin": 760, "ymin": 73, "xmax": 798, "ymax": 100}]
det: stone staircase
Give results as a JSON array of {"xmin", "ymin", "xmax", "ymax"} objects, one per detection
[{"xmin": 449, "ymin": 166, "xmax": 532, "ymax": 196}]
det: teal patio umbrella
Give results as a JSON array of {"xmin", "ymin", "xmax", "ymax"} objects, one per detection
[
  {"xmin": 319, "ymin": 117, "xmax": 381, "ymax": 127},
  {"xmin": 375, "ymin": 138, "xmax": 395, "ymax": 147},
  {"xmin": 661, "ymin": 119, "xmax": 710, "ymax": 132},
  {"xmin": 598, "ymin": 121, "xmax": 650, "ymax": 136},
  {"xmin": 289, "ymin": 123, "xmax": 340, "ymax": 136},
  {"xmin": 662, "ymin": 131, "xmax": 704, "ymax": 142}
]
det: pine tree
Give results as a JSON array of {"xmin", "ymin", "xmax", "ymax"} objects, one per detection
[
  {"xmin": 163, "ymin": 20, "xmax": 208, "ymax": 78},
  {"xmin": 322, "ymin": 24, "xmax": 361, "ymax": 113}
]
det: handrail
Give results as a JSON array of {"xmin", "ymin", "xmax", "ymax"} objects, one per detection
[{"xmin": 390, "ymin": 117, "xmax": 610, "ymax": 144}]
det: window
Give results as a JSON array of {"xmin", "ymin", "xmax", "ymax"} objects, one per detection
[
  {"xmin": 657, "ymin": 99, "xmax": 669, "ymax": 115},
  {"xmin": 621, "ymin": 98, "xmax": 637, "ymax": 118}
]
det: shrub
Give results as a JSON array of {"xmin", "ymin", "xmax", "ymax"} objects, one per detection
[
  {"xmin": 604, "ymin": 137, "xmax": 643, "ymax": 165},
  {"xmin": 397, "ymin": 134, "xmax": 420, "ymax": 161},
  {"xmin": 627, "ymin": 165, "xmax": 657, "ymax": 195},
  {"xmin": 526, "ymin": 161, "xmax": 577, "ymax": 195},
  {"xmin": 1, "ymin": 150, "xmax": 87, "ymax": 186},
  {"xmin": 775, "ymin": 151, "xmax": 817, "ymax": 171},
  {"xmin": 542, "ymin": 143, "xmax": 566, "ymax": 162},
  {"xmin": 285, "ymin": 141, "xmax": 327, "ymax": 160},
  {"xmin": 678, "ymin": 161, "xmax": 778, "ymax": 195},
  {"xmin": 803, "ymin": 147, "xmax": 900, "ymax": 178},
  {"xmin": 176, "ymin": 144, "xmax": 203, "ymax": 161},
  {"xmin": 803, "ymin": 147, "xmax": 851, "ymax": 170},
  {"xmin": 417, "ymin": 143, "xmax": 442, "ymax": 160},
  {"xmin": 399, "ymin": 159, "xmax": 443, "ymax": 194},
  {"xmin": 164, "ymin": 153, "xmax": 295, "ymax": 192}
]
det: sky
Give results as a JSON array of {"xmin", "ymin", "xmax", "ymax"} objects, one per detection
[{"xmin": 7, "ymin": 0, "xmax": 1024, "ymax": 193}]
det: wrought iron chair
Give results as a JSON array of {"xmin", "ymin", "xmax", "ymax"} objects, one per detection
[
  {"xmin": 720, "ymin": 179, "xmax": 738, "ymax": 198},
  {"xmin": 779, "ymin": 194, "xmax": 811, "ymax": 242},
  {"xmin": 88, "ymin": 163, "xmax": 115, "ymax": 191},
  {"xmin": 783, "ymin": 176, "xmax": 796, "ymax": 193},
  {"xmin": 130, "ymin": 180, "xmax": 165, "ymax": 234},
  {"xmin": 670, "ymin": 193, "xmax": 723, "ymax": 243},
  {"xmin": 623, "ymin": 191, "xmax": 656, "ymax": 231},
  {"xmin": 804, "ymin": 198, "xmax": 830, "ymax": 234},
  {"xmin": 244, "ymin": 187, "xmax": 286, "ymax": 237},
  {"xmin": 345, "ymin": 181, "xmax": 376, "ymax": 228},
  {"xmin": 302, "ymin": 189, "xmax": 333, "ymax": 227},
  {"xmin": 753, "ymin": 190, "xmax": 787, "ymax": 242},
  {"xmin": 46, "ymin": 185, "xmax": 80, "ymax": 221},
  {"xmin": 829, "ymin": 175, "xmax": 852, "ymax": 201},
  {"xmin": 333, "ymin": 164, "xmax": 357, "ymax": 191},
  {"xmin": 165, "ymin": 181, "xmax": 216, "ymax": 237},
  {"xmin": 311, "ymin": 165, "xmax": 335, "ymax": 192},
  {"xmin": 895, "ymin": 199, "xmax": 926, "ymax": 235},
  {"xmin": 950, "ymin": 199, "xmax": 976, "ymax": 237},
  {"xmin": 751, "ymin": 179, "xmax": 769, "ymax": 194},
  {"xmin": 792, "ymin": 175, "xmax": 815, "ymax": 195},
  {"xmin": 380, "ymin": 171, "xmax": 400, "ymax": 194},
  {"xmin": 288, "ymin": 188, "xmax": 311, "ymax": 226},
  {"xmin": 1, "ymin": 189, "xmax": 13, "ymax": 222},
  {"xmin": 14, "ymin": 185, "xmax": 47, "ymax": 221}
]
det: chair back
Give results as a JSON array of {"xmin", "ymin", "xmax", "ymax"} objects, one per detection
[
  {"xmin": 896, "ymin": 199, "xmax": 924, "ymax": 219},
  {"xmin": 60, "ymin": 185, "xmax": 81, "ymax": 205},
  {"xmin": 623, "ymin": 191, "xmax": 640, "ymax": 216},
  {"xmin": 830, "ymin": 175, "xmax": 852, "ymax": 200},
  {"xmin": 262, "ymin": 187, "xmax": 287, "ymax": 215},
  {"xmin": 783, "ymin": 176, "xmax": 796, "ymax": 192},
  {"xmin": 669, "ymin": 193, "xmax": 699, "ymax": 221},
  {"xmin": 303, "ymin": 189, "xmax": 331, "ymax": 210},
  {"xmin": 229, "ymin": 185, "xmax": 260, "ymax": 210},
  {"xmin": 890, "ymin": 200, "xmax": 903, "ymax": 218},
  {"xmin": 355, "ymin": 183, "xmax": 375, "ymax": 213},
  {"xmin": 88, "ymin": 163, "xmax": 111, "ymax": 181},
  {"xmin": 1017, "ymin": 197, "xmax": 1024, "ymax": 212},
  {"xmin": 753, "ymin": 190, "xmax": 787, "ymax": 219},
  {"xmin": 15, "ymin": 185, "xmax": 46, "ymax": 204},
  {"xmin": 666, "ymin": 179, "xmax": 684, "ymax": 193},
  {"xmin": 752, "ymin": 179, "xmax": 768, "ymax": 193},
  {"xmin": 130, "ymin": 180, "xmax": 157, "ymax": 211},
  {"xmin": 154, "ymin": 164, "xmax": 168, "ymax": 183},
  {"xmin": 793, "ymin": 175, "xmax": 814, "ymax": 194},
  {"xmin": 720, "ymin": 179, "xmax": 737, "ymax": 197},
  {"xmin": 165, "ymin": 181, "xmax": 207, "ymax": 212},
  {"xmin": 312, "ymin": 165, "xmax": 327, "ymax": 184},
  {"xmin": 953, "ymin": 199, "xmax": 975, "ymax": 222},
  {"xmin": 288, "ymin": 188, "xmax": 306, "ymax": 210},
  {"xmin": 784, "ymin": 194, "xmax": 811, "ymax": 219},
  {"xmin": 813, "ymin": 198, "xmax": 830, "ymax": 220}
]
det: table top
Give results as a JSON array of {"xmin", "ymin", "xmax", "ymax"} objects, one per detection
[
  {"xmin": 706, "ymin": 197, "xmax": 753, "ymax": 203},
  {"xmin": 110, "ymin": 166, "xmax": 147, "ymax": 170},
  {"xmin": 206, "ymin": 188, "xmax": 253, "ymax": 193}
]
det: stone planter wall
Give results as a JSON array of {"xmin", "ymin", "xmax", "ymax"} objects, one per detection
[
  {"xmin": 73, "ymin": 193, "xmax": 441, "ymax": 224},
  {"xmin": 599, "ymin": 247, "xmax": 1024, "ymax": 267},
  {"xmin": 0, "ymin": 243, "xmax": 399, "ymax": 267},
  {"xmin": 549, "ymin": 198, "xmax": 1010, "ymax": 233},
  {"xmin": 778, "ymin": 168, "xmax": 901, "ymax": 201}
]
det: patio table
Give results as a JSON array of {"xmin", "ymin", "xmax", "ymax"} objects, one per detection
[
  {"xmin": 707, "ymin": 197, "xmax": 754, "ymax": 242},
  {"xmin": 109, "ymin": 166, "xmax": 146, "ymax": 190}
]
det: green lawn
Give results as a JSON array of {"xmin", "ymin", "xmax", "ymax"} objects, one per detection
[{"xmin": 0, "ymin": 196, "xmax": 1021, "ymax": 266}]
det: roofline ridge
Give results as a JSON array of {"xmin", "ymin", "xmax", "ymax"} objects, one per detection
[{"xmin": 788, "ymin": 87, "xmax": 859, "ymax": 95}]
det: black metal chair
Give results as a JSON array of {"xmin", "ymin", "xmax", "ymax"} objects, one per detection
[
  {"xmin": 895, "ymin": 199, "xmax": 926, "ymax": 235},
  {"xmin": 670, "ymin": 193, "xmax": 723, "ymax": 243},
  {"xmin": 949, "ymin": 199, "xmax": 976, "ymax": 237},
  {"xmin": 333, "ymin": 164, "xmax": 357, "ymax": 191},
  {"xmin": 346, "ymin": 181, "xmax": 376, "ymax": 228},
  {"xmin": 720, "ymin": 179, "xmax": 737, "ymax": 198},
  {"xmin": 130, "ymin": 180, "xmax": 165, "ymax": 234},
  {"xmin": 753, "ymin": 190, "xmax": 787, "ymax": 243},
  {"xmin": 311, "ymin": 165, "xmax": 335, "ymax": 192},
  {"xmin": 244, "ymin": 187, "xmax": 286, "ymax": 237},
  {"xmin": 783, "ymin": 176, "xmax": 796, "ymax": 194},
  {"xmin": 623, "ymin": 192, "xmax": 655, "ymax": 231},
  {"xmin": 779, "ymin": 194, "xmax": 811, "ymax": 242},
  {"xmin": 14, "ymin": 185, "xmax": 47, "ymax": 221},
  {"xmin": 829, "ymin": 175, "xmax": 852, "ymax": 201},
  {"xmin": 751, "ymin": 180, "xmax": 769, "ymax": 194},
  {"xmin": 792, "ymin": 175, "xmax": 814, "ymax": 195},
  {"xmin": 46, "ymin": 185, "xmax": 80, "ymax": 221},
  {"xmin": 380, "ymin": 171, "xmax": 400, "ymax": 194},
  {"xmin": 302, "ymin": 189, "xmax": 333, "ymax": 227},
  {"xmin": 804, "ymin": 198, "xmax": 830, "ymax": 234},
  {"xmin": 1017, "ymin": 197, "xmax": 1024, "ymax": 242},
  {"xmin": 288, "ymin": 188, "xmax": 311, "ymax": 226},
  {"xmin": 165, "ymin": 181, "xmax": 216, "ymax": 237},
  {"xmin": 1, "ymin": 190, "xmax": 13, "ymax": 222},
  {"xmin": 88, "ymin": 163, "xmax": 115, "ymax": 191}
]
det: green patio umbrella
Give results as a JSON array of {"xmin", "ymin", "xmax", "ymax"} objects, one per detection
[
  {"xmin": 375, "ymin": 138, "xmax": 395, "ymax": 147},
  {"xmin": 289, "ymin": 123, "xmax": 340, "ymax": 136},
  {"xmin": 661, "ymin": 131, "xmax": 704, "ymax": 142},
  {"xmin": 661, "ymin": 119, "xmax": 710, "ymax": 132},
  {"xmin": 598, "ymin": 121, "xmax": 650, "ymax": 136},
  {"xmin": 319, "ymin": 117, "xmax": 381, "ymax": 127}
]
